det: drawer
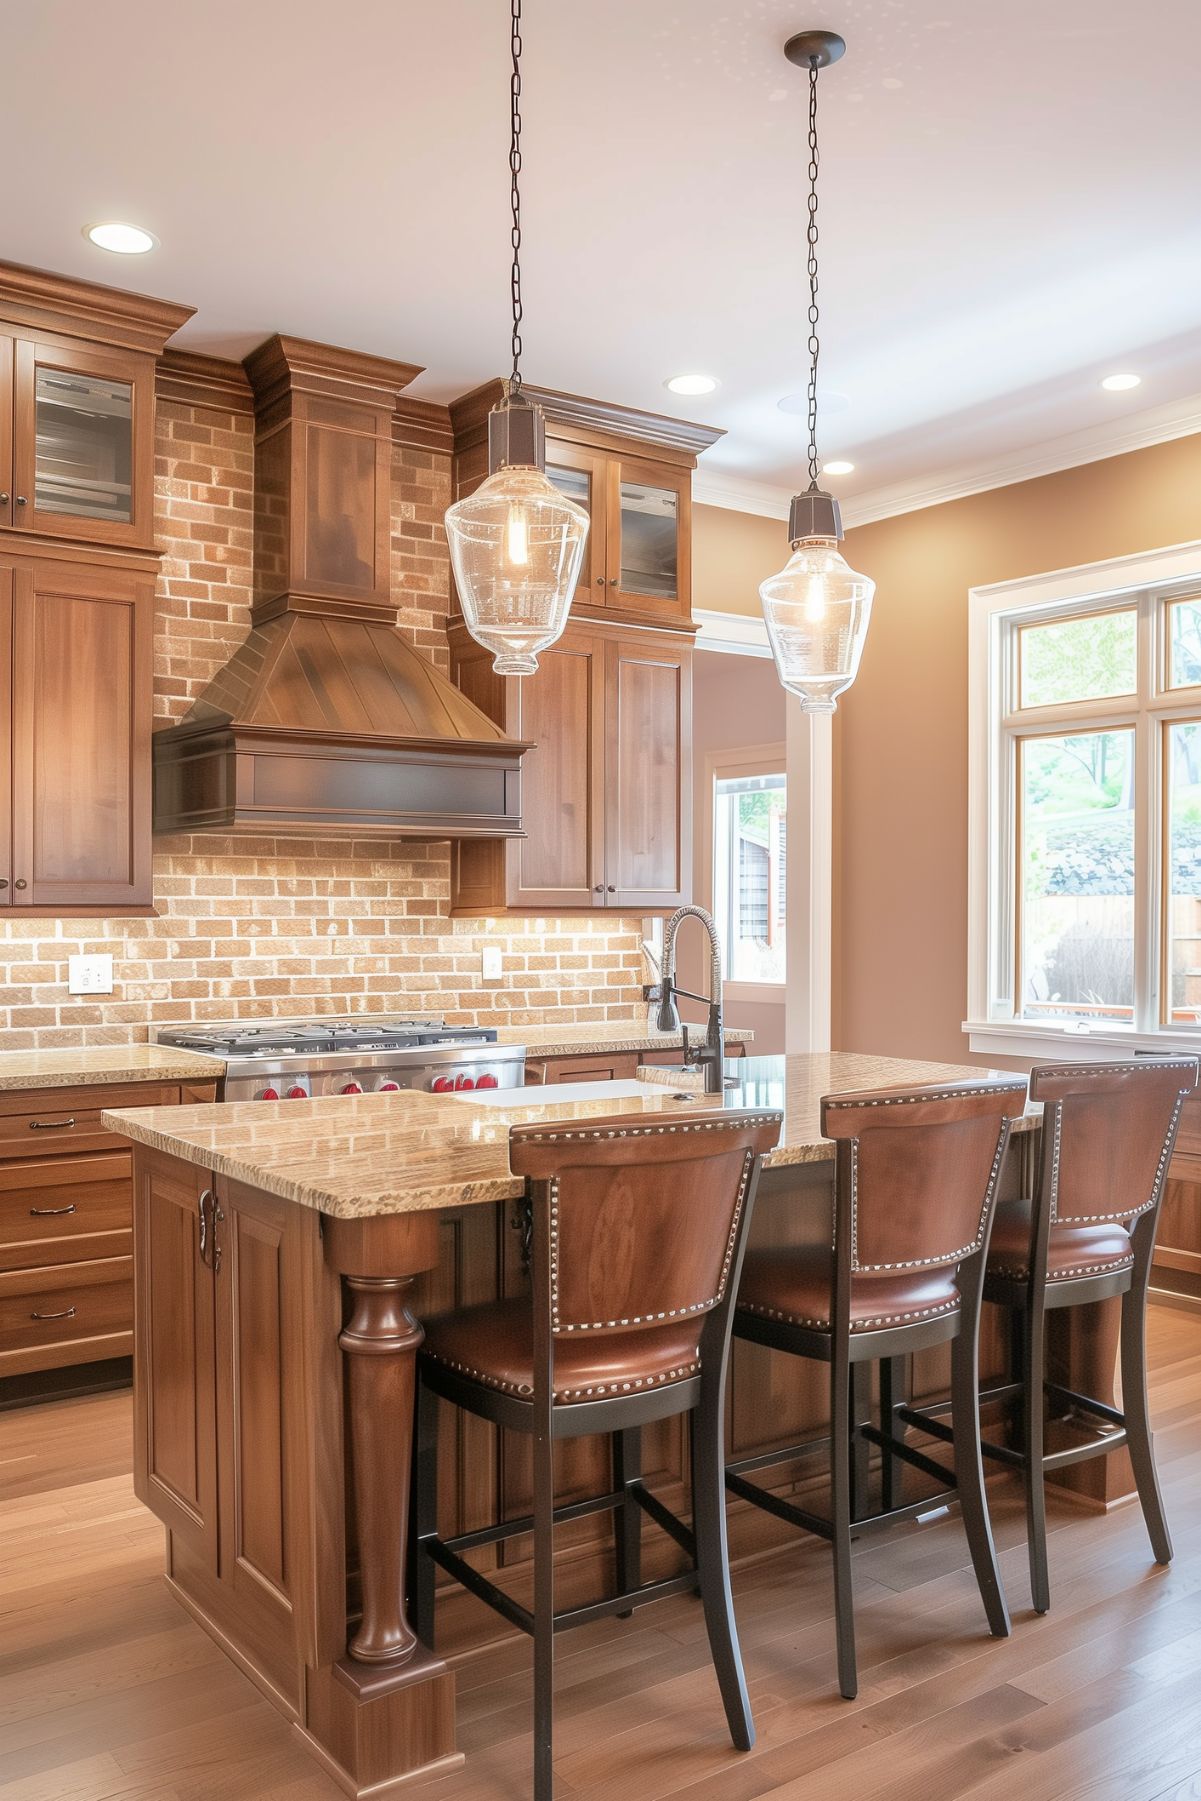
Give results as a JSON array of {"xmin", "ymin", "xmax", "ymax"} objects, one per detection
[
  {"xmin": 0, "ymin": 1154, "xmax": 132, "ymax": 1271},
  {"xmin": 0, "ymin": 1255, "xmax": 132, "ymax": 1372},
  {"xmin": 0, "ymin": 1083, "xmax": 181, "ymax": 1161},
  {"xmin": 526, "ymin": 1054, "xmax": 639, "ymax": 1085}
]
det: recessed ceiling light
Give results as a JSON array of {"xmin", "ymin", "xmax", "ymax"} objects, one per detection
[
  {"xmin": 1100, "ymin": 371, "xmax": 1141, "ymax": 392},
  {"xmin": 822, "ymin": 459, "xmax": 855, "ymax": 476},
  {"xmin": 665, "ymin": 373, "xmax": 719, "ymax": 396},
  {"xmin": 84, "ymin": 221, "xmax": 158, "ymax": 255}
]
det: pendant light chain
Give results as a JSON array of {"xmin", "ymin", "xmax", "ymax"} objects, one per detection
[
  {"xmin": 805, "ymin": 56, "xmax": 821, "ymax": 488},
  {"xmin": 509, "ymin": 0, "xmax": 524, "ymax": 395}
]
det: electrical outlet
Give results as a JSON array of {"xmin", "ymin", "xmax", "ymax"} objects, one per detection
[
  {"xmin": 68, "ymin": 954, "xmax": 114, "ymax": 996},
  {"xmin": 481, "ymin": 944, "xmax": 503, "ymax": 983}
]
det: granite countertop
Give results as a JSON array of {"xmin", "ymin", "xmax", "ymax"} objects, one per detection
[
  {"xmin": 490, "ymin": 1021, "xmax": 753, "ymax": 1055},
  {"xmin": 0, "ymin": 1044, "xmax": 227, "ymax": 1092},
  {"xmin": 103, "ymin": 1051, "xmax": 1036, "ymax": 1220}
]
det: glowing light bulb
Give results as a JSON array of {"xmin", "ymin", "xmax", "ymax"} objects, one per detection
[
  {"xmin": 506, "ymin": 503, "xmax": 529, "ymax": 567},
  {"xmin": 804, "ymin": 573, "xmax": 827, "ymax": 624}
]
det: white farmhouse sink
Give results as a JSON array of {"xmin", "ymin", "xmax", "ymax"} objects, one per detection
[{"xmin": 449, "ymin": 1078, "xmax": 656, "ymax": 1107}]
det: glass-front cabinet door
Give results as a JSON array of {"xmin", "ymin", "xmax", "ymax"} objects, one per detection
[
  {"xmin": 10, "ymin": 338, "xmax": 154, "ymax": 549},
  {"xmin": 544, "ymin": 443, "xmax": 607, "ymax": 603},
  {"xmin": 605, "ymin": 454, "xmax": 690, "ymax": 624}
]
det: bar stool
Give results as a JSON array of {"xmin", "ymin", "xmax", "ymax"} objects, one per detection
[
  {"xmin": 412, "ymin": 1106, "xmax": 782, "ymax": 1801},
  {"xmin": 935, "ymin": 1057, "xmax": 1197, "ymax": 1615},
  {"xmin": 726, "ymin": 1077, "xmax": 1029, "ymax": 1700}
]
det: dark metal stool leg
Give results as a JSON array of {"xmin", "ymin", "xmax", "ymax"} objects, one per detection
[
  {"xmin": 831, "ymin": 1346, "xmax": 857, "ymax": 1700},
  {"xmin": 880, "ymin": 1355, "xmax": 908, "ymax": 1513},
  {"xmin": 1121, "ymin": 1275, "xmax": 1172, "ymax": 1564},
  {"xmin": 690, "ymin": 1399, "xmax": 754, "ymax": 1750},
  {"xmin": 412, "ymin": 1371, "xmax": 438, "ymax": 1650},
  {"xmin": 950, "ymin": 1308, "xmax": 1010, "ymax": 1637},
  {"xmin": 851, "ymin": 1360, "xmax": 872, "ymax": 1522},
  {"xmin": 1023, "ymin": 1297, "xmax": 1051, "ymax": 1615},
  {"xmin": 613, "ymin": 1426, "xmax": 642, "ymax": 1617},
  {"xmin": 532, "ymin": 1405, "xmax": 555, "ymax": 1801}
]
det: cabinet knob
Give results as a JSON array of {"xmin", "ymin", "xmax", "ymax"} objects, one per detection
[
  {"xmin": 15, "ymin": 496, "xmax": 27, "ymax": 507},
  {"xmin": 594, "ymin": 884, "xmax": 604, "ymax": 894},
  {"xmin": 0, "ymin": 879, "xmax": 7, "ymax": 890},
  {"xmin": 608, "ymin": 577, "xmax": 620, "ymax": 586},
  {"xmin": 14, "ymin": 879, "xmax": 27, "ymax": 890},
  {"xmin": 606, "ymin": 884, "xmax": 616, "ymax": 893},
  {"xmin": 0, "ymin": 492, "xmax": 8, "ymax": 505},
  {"xmin": 594, "ymin": 576, "xmax": 604, "ymax": 586}
]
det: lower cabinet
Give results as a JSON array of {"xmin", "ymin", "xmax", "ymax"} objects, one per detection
[
  {"xmin": 524, "ymin": 1043, "xmax": 746, "ymax": 1086},
  {"xmin": 0, "ymin": 1079, "xmax": 213, "ymax": 1388},
  {"xmin": 133, "ymin": 1151, "xmax": 306, "ymax": 1702},
  {"xmin": 451, "ymin": 620, "xmax": 692, "ymax": 914}
]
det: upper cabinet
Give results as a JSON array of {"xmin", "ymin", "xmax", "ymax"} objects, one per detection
[
  {"xmin": 0, "ymin": 267, "xmax": 192, "ymax": 554},
  {"xmin": 449, "ymin": 383, "xmax": 721, "ymax": 632},
  {"xmin": 0, "ymin": 263, "xmax": 192, "ymax": 914}
]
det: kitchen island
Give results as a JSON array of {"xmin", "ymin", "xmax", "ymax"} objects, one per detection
[{"xmin": 103, "ymin": 1052, "xmax": 1119, "ymax": 1798}]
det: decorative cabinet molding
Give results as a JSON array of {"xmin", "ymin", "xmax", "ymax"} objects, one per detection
[{"xmin": 450, "ymin": 618, "xmax": 692, "ymax": 914}]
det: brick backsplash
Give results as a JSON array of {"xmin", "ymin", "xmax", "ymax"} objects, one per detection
[{"xmin": 0, "ymin": 378, "xmax": 644, "ymax": 1050}]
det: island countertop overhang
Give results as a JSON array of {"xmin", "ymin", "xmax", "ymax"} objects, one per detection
[{"xmin": 102, "ymin": 1052, "xmax": 1039, "ymax": 1220}]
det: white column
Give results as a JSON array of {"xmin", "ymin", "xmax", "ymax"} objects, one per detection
[{"xmin": 785, "ymin": 700, "xmax": 833, "ymax": 1053}]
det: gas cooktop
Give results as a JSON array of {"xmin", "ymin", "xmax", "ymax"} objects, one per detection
[{"xmin": 158, "ymin": 1018, "xmax": 497, "ymax": 1057}]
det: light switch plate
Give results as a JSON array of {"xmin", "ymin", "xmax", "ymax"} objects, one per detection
[
  {"xmin": 68, "ymin": 954, "xmax": 114, "ymax": 996},
  {"xmin": 481, "ymin": 945, "xmax": 503, "ymax": 983}
]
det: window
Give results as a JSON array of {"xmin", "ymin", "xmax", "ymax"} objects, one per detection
[
  {"xmin": 968, "ymin": 544, "xmax": 1201, "ymax": 1053},
  {"xmin": 712, "ymin": 767, "xmax": 786, "ymax": 986}
]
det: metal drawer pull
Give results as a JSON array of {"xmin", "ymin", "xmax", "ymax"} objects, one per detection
[
  {"xmin": 31, "ymin": 1306, "xmax": 76, "ymax": 1322},
  {"xmin": 29, "ymin": 1118, "xmax": 76, "ymax": 1130},
  {"xmin": 30, "ymin": 1203, "xmax": 78, "ymax": 1217}
]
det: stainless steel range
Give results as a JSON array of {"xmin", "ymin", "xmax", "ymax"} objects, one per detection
[{"xmin": 153, "ymin": 1017, "xmax": 526, "ymax": 1103}]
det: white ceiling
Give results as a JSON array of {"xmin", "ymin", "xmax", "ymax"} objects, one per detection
[{"xmin": 5, "ymin": 0, "xmax": 1201, "ymax": 517}]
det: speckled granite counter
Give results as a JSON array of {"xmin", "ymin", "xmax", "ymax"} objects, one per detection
[
  {"xmin": 0, "ymin": 1043, "xmax": 226, "ymax": 1091},
  {"xmin": 103, "ymin": 1051, "xmax": 1035, "ymax": 1218}
]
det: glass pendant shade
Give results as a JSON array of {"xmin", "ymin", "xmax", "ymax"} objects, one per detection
[
  {"xmin": 445, "ymin": 463, "xmax": 589, "ymax": 675},
  {"xmin": 759, "ymin": 538, "xmax": 875, "ymax": 713}
]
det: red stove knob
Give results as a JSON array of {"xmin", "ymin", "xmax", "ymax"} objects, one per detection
[
  {"xmin": 340, "ymin": 1082, "xmax": 363, "ymax": 1096},
  {"xmin": 378, "ymin": 1081, "xmax": 400, "ymax": 1093},
  {"xmin": 259, "ymin": 1087, "xmax": 280, "ymax": 1102},
  {"xmin": 454, "ymin": 1074, "xmax": 476, "ymax": 1091},
  {"xmin": 430, "ymin": 1076, "xmax": 454, "ymax": 1093},
  {"xmin": 286, "ymin": 1085, "xmax": 308, "ymax": 1099},
  {"xmin": 476, "ymin": 1073, "xmax": 499, "ymax": 1089}
]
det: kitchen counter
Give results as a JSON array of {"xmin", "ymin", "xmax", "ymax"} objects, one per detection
[
  {"xmin": 0, "ymin": 1043, "xmax": 226, "ymax": 1091},
  {"xmin": 103, "ymin": 1051, "xmax": 1035, "ymax": 1218},
  {"xmin": 490, "ymin": 1019, "xmax": 754, "ymax": 1055}
]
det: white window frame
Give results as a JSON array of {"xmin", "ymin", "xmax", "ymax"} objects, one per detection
[
  {"xmin": 703, "ymin": 743, "xmax": 786, "ymax": 1007},
  {"xmin": 967, "ymin": 538, "xmax": 1201, "ymax": 1060}
]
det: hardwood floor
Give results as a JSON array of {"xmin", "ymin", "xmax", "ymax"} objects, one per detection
[{"xmin": 4, "ymin": 1304, "xmax": 1201, "ymax": 1800}]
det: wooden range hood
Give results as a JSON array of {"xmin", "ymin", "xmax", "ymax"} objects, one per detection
[{"xmin": 153, "ymin": 336, "xmax": 528, "ymax": 839}]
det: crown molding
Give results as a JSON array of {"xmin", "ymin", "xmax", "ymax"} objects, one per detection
[
  {"xmin": 692, "ymin": 469, "xmax": 791, "ymax": 519},
  {"xmin": 693, "ymin": 392, "xmax": 1201, "ymax": 532},
  {"xmin": 694, "ymin": 608, "xmax": 772, "ymax": 658},
  {"xmin": 0, "ymin": 258, "xmax": 194, "ymax": 355}
]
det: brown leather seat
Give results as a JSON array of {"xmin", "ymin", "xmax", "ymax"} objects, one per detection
[
  {"xmin": 987, "ymin": 1196, "xmax": 1133, "ymax": 1283},
  {"xmin": 423, "ymin": 1298, "xmax": 704, "ymax": 1403},
  {"xmin": 736, "ymin": 1245, "xmax": 961, "ymax": 1335}
]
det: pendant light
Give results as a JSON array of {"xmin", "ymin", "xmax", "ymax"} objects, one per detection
[
  {"xmin": 760, "ymin": 30, "xmax": 874, "ymax": 714},
  {"xmin": 444, "ymin": 0, "xmax": 588, "ymax": 675}
]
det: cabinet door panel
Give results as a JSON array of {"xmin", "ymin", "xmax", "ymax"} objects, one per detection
[
  {"xmin": 511, "ymin": 636, "xmax": 606, "ymax": 907},
  {"xmin": 11, "ymin": 565, "xmax": 152, "ymax": 908},
  {"xmin": 133, "ymin": 1152, "xmax": 218, "ymax": 1572},
  {"xmin": 0, "ymin": 565, "xmax": 10, "ymax": 907},
  {"xmin": 605, "ymin": 455, "xmax": 691, "ymax": 626},
  {"xmin": 11, "ymin": 337, "xmax": 154, "ymax": 549},
  {"xmin": 0, "ymin": 336, "xmax": 12, "ymax": 528},
  {"xmin": 544, "ymin": 442, "xmax": 607, "ymax": 599},
  {"xmin": 605, "ymin": 639, "xmax": 691, "ymax": 909}
]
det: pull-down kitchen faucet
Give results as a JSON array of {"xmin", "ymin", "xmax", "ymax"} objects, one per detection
[{"xmin": 655, "ymin": 904, "xmax": 726, "ymax": 1094}]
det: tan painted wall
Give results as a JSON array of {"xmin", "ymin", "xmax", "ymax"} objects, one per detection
[
  {"xmin": 835, "ymin": 432, "xmax": 1201, "ymax": 1063},
  {"xmin": 693, "ymin": 503, "xmax": 785, "ymax": 617}
]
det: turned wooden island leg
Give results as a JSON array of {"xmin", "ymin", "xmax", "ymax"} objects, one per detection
[
  {"xmin": 298, "ymin": 1211, "xmax": 463, "ymax": 1797},
  {"xmin": 339, "ymin": 1272, "xmax": 424, "ymax": 1665}
]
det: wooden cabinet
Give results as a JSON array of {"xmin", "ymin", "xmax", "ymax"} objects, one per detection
[
  {"xmin": 524, "ymin": 1042, "xmax": 747, "ymax": 1086},
  {"xmin": 0, "ymin": 559, "xmax": 153, "ymax": 911},
  {"xmin": 449, "ymin": 381, "xmax": 721, "ymax": 635},
  {"xmin": 0, "ymin": 1078, "xmax": 216, "ymax": 1392},
  {"xmin": 451, "ymin": 619, "xmax": 691, "ymax": 914}
]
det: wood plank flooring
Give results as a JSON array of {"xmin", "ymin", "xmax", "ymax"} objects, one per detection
[{"xmin": 4, "ymin": 1305, "xmax": 1201, "ymax": 1800}]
